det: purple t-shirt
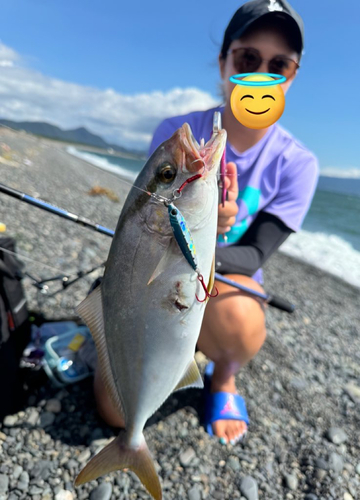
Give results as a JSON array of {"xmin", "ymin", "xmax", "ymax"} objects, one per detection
[{"xmin": 149, "ymin": 105, "xmax": 319, "ymax": 282}]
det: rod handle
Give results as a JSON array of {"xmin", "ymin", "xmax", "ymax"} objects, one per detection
[{"xmin": 267, "ymin": 295, "xmax": 295, "ymax": 313}]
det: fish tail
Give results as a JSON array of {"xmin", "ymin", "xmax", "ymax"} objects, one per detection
[{"xmin": 74, "ymin": 429, "xmax": 162, "ymax": 500}]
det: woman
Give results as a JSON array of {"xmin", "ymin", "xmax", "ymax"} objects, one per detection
[{"xmin": 95, "ymin": 0, "xmax": 319, "ymax": 445}]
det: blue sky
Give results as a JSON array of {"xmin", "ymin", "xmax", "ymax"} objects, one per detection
[{"xmin": 0, "ymin": 0, "xmax": 359, "ymax": 173}]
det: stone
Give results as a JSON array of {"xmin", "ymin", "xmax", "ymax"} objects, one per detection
[
  {"xmin": 284, "ymin": 473, "xmax": 298, "ymax": 491},
  {"xmin": 179, "ymin": 447, "xmax": 196, "ymax": 467},
  {"xmin": 344, "ymin": 494, "xmax": 354, "ymax": 500},
  {"xmin": 64, "ymin": 459, "xmax": 78, "ymax": 471},
  {"xmin": 40, "ymin": 412, "xmax": 56, "ymax": 427},
  {"xmin": 345, "ymin": 383, "xmax": 360, "ymax": 402},
  {"xmin": 45, "ymin": 398, "xmax": 62, "ymax": 413},
  {"xmin": 356, "ymin": 463, "xmax": 360, "ymax": 475},
  {"xmin": 328, "ymin": 452, "xmax": 344, "ymax": 474},
  {"xmin": 326, "ymin": 427, "xmax": 348, "ymax": 445},
  {"xmin": 55, "ymin": 490, "xmax": 74, "ymax": 500},
  {"xmin": 89, "ymin": 482, "xmax": 112, "ymax": 500},
  {"xmin": 314, "ymin": 458, "xmax": 328, "ymax": 470},
  {"xmin": 239, "ymin": 476, "xmax": 258, "ymax": 500},
  {"xmin": 26, "ymin": 409, "xmax": 40, "ymax": 426},
  {"xmin": 304, "ymin": 495, "xmax": 318, "ymax": 500},
  {"xmin": 29, "ymin": 485, "xmax": 44, "ymax": 495},
  {"xmin": 12, "ymin": 464, "xmax": 23, "ymax": 479},
  {"xmin": 77, "ymin": 449, "xmax": 91, "ymax": 464},
  {"xmin": 188, "ymin": 486, "xmax": 201, "ymax": 500},
  {"xmin": 228, "ymin": 456, "xmax": 241, "ymax": 471},
  {"xmin": 0, "ymin": 475, "xmax": 9, "ymax": 494},
  {"xmin": 3, "ymin": 415, "xmax": 17, "ymax": 427}
]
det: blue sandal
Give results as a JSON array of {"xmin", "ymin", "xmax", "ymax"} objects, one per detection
[{"xmin": 203, "ymin": 362, "xmax": 249, "ymax": 439}]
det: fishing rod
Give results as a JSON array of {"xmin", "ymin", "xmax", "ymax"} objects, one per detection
[{"xmin": 0, "ymin": 182, "xmax": 295, "ymax": 313}]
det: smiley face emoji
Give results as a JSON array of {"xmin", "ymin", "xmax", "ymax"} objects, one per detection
[{"xmin": 230, "ymin": 74, "xmax": 285, "ymax": 129}]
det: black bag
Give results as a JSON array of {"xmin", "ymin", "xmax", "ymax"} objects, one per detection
[{"xmin": 0, "ymin": 237, "xmax": 31, "ymax": 419}]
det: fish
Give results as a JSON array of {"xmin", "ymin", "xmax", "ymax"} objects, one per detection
[{"xmin": 74, "ymin": 122, "xmax": 226, "ymax": 499}]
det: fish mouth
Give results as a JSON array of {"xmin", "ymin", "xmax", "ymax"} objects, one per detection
[
  {"xmin": 180, "ymin": 122, "xmax": 227, "ymax": 174},
  {"xmin": 245, "ymin": 108, "xmax": 270, "ymax": 115}
]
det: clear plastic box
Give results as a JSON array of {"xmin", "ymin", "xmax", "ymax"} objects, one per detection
[{"xmin": 43, "ymin": 326, "xmax": 96, "ymax": 387}]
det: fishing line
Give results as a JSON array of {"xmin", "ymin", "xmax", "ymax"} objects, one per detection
[{"xmin": 0, "ymin": 245, "xmax": 71, "ymax": 275}]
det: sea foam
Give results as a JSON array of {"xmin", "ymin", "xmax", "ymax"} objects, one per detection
[
  {"xmin": 66, "ymin": 146, "xmax": 138, "ymax": 183},
  {"xmin": 280, "ymin": 230, "xmax": 360, "ymax": 289}
]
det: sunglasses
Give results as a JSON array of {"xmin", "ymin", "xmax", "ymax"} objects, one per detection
[{"xmin": 227, "ymin": 47, "xmax": 299, "ymax": 79}]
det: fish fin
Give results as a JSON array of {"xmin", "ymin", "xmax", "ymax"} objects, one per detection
[
  {"xmin": 75, "ymin": 430, "xmax": 162, "ymax": 500},
  {"xmin": 174, "ymin": 358, "xmax": 204, "ymax": 391},
  {"xmin": 76, "ymin": 286, "xmax": 124, "ymax": 420},
  {"xmin": 147, "ymin": 239, "xmax": 183, "ymax": 285},
  {"xmin": 207, "ymin": 254, "xmax": 216, "ymax": 300}
]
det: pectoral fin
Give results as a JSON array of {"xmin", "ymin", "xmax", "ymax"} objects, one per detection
[
  {"xmin": 174, "ymin": 358, "xmax": 204, "ymax": 391},
  {"xmin": 147, "ymin": 239, "xmax": 183, "ymax": 285}
]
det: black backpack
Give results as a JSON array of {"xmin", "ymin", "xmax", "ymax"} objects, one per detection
[{"xmin": 0, "ymin": 237, "xmax": 31, "ymax": 419}]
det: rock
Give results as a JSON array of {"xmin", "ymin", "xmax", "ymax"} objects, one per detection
[
  {"xmin": 30, "ymin": 460, "xmax": 52, "ymax": 480},
  {"xmin": 0, "ymin": 474, "xmax": 9, "ymax": 494},
  {"xmin": 64, "ymin": 459, "xmax": 78, "ymax": 471},
  {"xmin": 304, "ymin": 495, "xmax": 318, "ymax": 500},
  {"xmin": 314, "ymin": 458, "xmax": 328, "ymax": 470},
  {"xmin": 188, "ymin": 486, "xmax": 201, "ymax": 500},
  {"xmin": 228, "ymin": 456, "xmax": 241, "ymax": 471},
  {"xmin": 77, "ymin": 449, "xmax": 91, "ymax": 464},
  {"xmin": 16, "ymin": 470, "xmax": 30, "ymax": 491},
  {"xmin": 356, "ymin": 463, "xmax": 360, "ymax": 475},
  {"xmin": 328, "ymin": 452, "xmax": 344, "ymax": 474},
  {"xmin": 239, "ymin": 476, "xmax": 258, "ymax": 500},
  {"xmin": 326, "ymin": 427, "xmax": 348, "ymax": 445},
  {"xmin": 290, "ymin": 378, "xmax": 307, "ymax": 391},
  {"xmin": 29, "ymin": 485, "xmax": 44, "ymax": 495},
  {"xmin": 40, "ymin": 412, "xmax": 56, "ymax": 427},
  {"xmin": 3, "ymin": 415, "xmax": 17, "ymax": 427},
  {"xmin": 55, "ymin": 490, "xmax": 74, "ymax": 500},
  {"xmin": 45, "ymin": 398, "xmax": 62, "ymax": 413},
  {"xmin": 89, "ymin": 482, "xmax": 112, "ymax": 500},
  {"xmin": 344, "ymin": 493, "xmax": 354, "ymax": 500},
  {"xmin": 12, "ymin": 464, "xmax": 23, "ymax": 479},
  {"xmin": 345, "ymin": 383, "xmax": 360, "ymax": 402},
  {"xmin": 179, "ymin": 447, "xmax": 196, "ymax": 467},
  {"xmin": 284, "ymin": 473, "xmax": 298, "ymax": 491},
  {"xmin": 26, "ymin": 408, "xmax": 40, "ymax": 426}
]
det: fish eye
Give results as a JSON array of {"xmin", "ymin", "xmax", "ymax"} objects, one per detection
[{"xmin": 157, "ymin": 163, "xmax": 177, "ymax": 184}]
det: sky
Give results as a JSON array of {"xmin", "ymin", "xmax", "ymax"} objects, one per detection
[{"xmin": 0, "ymin": 0, "xmax": 359, "ymax": 173}]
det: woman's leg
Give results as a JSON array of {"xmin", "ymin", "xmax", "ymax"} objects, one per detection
[{"xmin": 197, "ymin": 274, "xmax": 267, "ymax": 443}]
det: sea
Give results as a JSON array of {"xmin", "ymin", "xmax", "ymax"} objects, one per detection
[{"xmin": 67, "ymin": 146, "xmax": 360, "ymax": 289}]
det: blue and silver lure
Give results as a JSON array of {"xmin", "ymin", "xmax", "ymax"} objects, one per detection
[{"xmin": 167, "ymin": 202, "xmax": 217, "ymax": 302}]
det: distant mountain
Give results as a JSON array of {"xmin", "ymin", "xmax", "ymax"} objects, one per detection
[{"xmin": 0, "ymin": 119, "xmax": 145, "ymax": 157}]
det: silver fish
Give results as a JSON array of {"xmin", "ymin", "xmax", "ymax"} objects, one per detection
[{"xmin": 74, "ymin": 122, "xmax": 226, "ymax": 499}]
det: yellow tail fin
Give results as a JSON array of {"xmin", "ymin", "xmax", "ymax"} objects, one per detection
[{"xmin": 75, "ymin": 430, "xmax": 162, "ymax": 500}]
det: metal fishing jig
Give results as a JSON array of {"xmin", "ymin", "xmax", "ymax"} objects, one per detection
[{"xmin": 167, "ymin": 203, "xmax": 218, "ymax": 303}]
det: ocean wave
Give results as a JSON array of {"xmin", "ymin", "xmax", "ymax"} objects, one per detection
[
  {"xmin": 279, "ymin": 230, "xmax": 360, "ymax": 289},
  {"xmin": 320, "ymin": 167, "xmax": 360, "ymax": 179},
  {"xmin": 66, "ymin": 146, "xmax": 138, "ymax": 183}
]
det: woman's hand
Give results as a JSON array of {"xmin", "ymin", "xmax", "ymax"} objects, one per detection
[{"xmin": 217, "ymin": 162, "xmax": 239, "ymax": 236}]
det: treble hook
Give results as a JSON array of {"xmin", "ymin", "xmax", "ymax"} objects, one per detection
[{"xmin": 195, "ymin": 273, "xmax": 219, "ymax": 303}]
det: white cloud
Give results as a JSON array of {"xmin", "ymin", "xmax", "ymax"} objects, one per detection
[
  {"xmin": 0, "ymin": 42, "xmax": 218, "ymax": 150},
  {"xmin": 320, "ymin": 167, "xmax": 360, "ymax": 179}
]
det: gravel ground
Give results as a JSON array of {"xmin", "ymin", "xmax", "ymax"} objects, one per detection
[{"xmin": 0, "ymin": 127, "xmax": 359, "ymax": 500}]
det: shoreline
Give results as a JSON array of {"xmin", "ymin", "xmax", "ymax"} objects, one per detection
[{"xmin": 0, "ymin": 127, "xmax": 359, "ymax": 500}]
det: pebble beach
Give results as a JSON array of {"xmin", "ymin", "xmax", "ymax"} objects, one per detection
[{"xmin": 0, "ymin": 126, "xmax": 359, "ymax": 500}]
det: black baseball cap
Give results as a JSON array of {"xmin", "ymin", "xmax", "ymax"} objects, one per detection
[{"xmin": 220, "ymin": 0, "xmax": 304, "ymax": 59}]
